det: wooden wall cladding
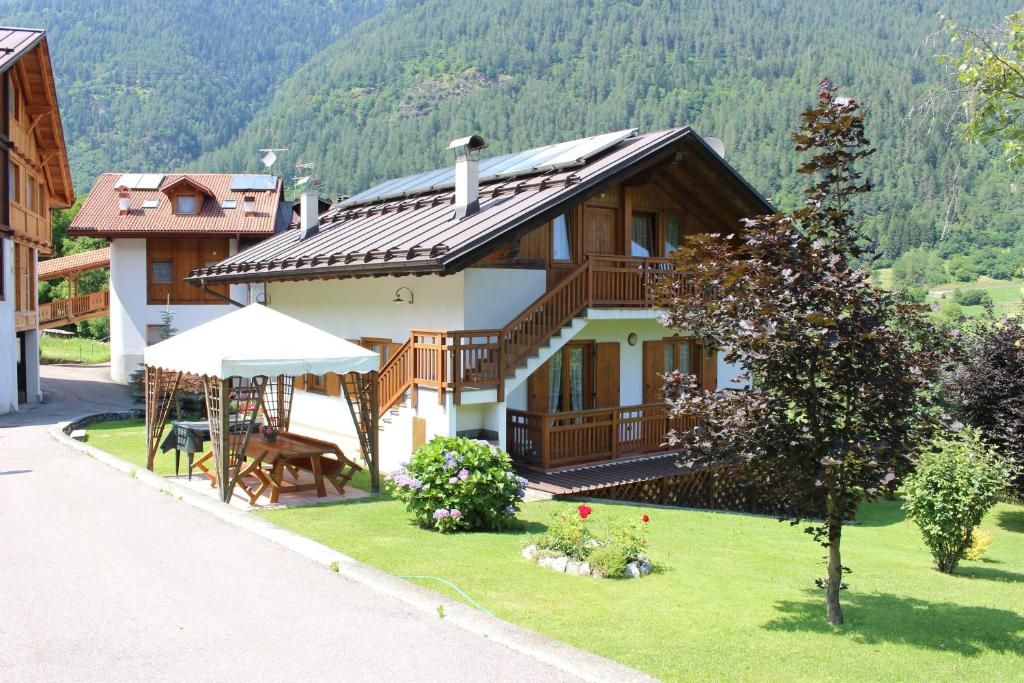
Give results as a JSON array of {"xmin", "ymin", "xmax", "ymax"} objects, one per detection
[{"xmin": 147, "ymin": 236, "xmax": 229, "ymax": 304}]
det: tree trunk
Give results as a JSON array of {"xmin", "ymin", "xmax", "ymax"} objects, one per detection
[{"xmin": 825, "ymin": 492, "xmax": 845, "ymax": 625}]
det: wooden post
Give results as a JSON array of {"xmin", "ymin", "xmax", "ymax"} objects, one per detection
[
  {"xmin": 217, "ymin": 377, "xmax": 231, "ymax": 503},
  {"xmin": 452, "ymin": 333, "xmax": 461, "ymax": 406},
  {"xmin": 368, "ymin": 370, "xmax": 380, "ymax": 493},
  {"xmin": 611, "ymin": 409, "xmax": 619, "ymax": 460},
  {"xmin": 541, "ymin": 417, "xmax": 551, "ymax": 471},
  {"xmin": 437, "ymin": 334, "xmax": 445, "ymax": 405}
]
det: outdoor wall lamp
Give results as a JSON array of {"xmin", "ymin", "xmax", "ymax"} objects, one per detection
[
  {"xmin": 393, "ymin": 286, "xmax": 414, "ymax": 304},
  {"xmin": 627, "ymin": 332, "xmax": 638, "ymax": 346}
]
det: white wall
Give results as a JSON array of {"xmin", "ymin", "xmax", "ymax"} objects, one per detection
[
  {"xmin": 0, "ymin": 237, "xmax": 16, "ymax": 414},
  {"xmin": 109, "ymin": 238, "xmax": 249, "ymax": 383},
  {"xmin": 462, "ymin": 268, "xmax": 546, "ymax": 329},
  {"xmin": 269, "ymin": 273, "xmax": 466, "ymax": 342}
]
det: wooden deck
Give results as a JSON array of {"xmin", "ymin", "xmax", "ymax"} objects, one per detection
[{"xmin": 519, "ymin": 451, "xmax": 689, "ymax": 495}]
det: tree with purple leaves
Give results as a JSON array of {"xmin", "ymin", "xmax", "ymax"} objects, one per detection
[
  {"xmin": 658, "ymin": 81, "xmax": 951, "ymax": 625},
  {"xmin": 944, "ymin": 312, "xmax": 1024, "ymax": 497}
]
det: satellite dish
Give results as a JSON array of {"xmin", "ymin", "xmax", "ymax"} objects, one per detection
[
  {"xmin": 706, "ymin": 137, "xmax": 726, "ymax": 159},
  {"xmin": 261, "ymin": 150, "xmax": 277, "ymax": 168}
]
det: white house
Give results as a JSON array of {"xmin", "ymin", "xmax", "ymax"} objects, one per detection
[
  {"xmin": 190, "ymin": 128, "xmax": 769, "ymax": 495},
  {"xmin": 0, "ymin": 28, "xmax": 75, "ymax": 415},
  {"xmin": 69, "ymin": 173, "xmax": 290, "ymax": 383}
]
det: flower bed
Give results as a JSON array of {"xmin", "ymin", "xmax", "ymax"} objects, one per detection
[{"xmin": 523, "ymin": 504, "xmax": 653, "ymax": 578}]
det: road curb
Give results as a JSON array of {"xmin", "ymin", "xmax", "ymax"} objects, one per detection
[{"xmin": 50, "ymin": 415, "xmax": 656, "ymax": 683}]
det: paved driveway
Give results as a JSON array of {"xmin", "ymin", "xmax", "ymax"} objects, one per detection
[{"xmin": 0, "ymin": 365, "xmax": 592, "ymax": 682}]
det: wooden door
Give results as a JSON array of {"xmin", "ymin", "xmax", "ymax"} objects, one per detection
[
  {"xmin": 583, "ymin": 206, "xmax": 617, "ymax": 257},
  {"xmin": 642, "ymin": 340, "xmax": 664, "ymax": 403},
  {"xmin": 594, "ymin": 342, "xmax": 620, "ymax": 408},
  {"xmin": 528, "ymin": 361, "xmax": 549, "ymax": 413}
]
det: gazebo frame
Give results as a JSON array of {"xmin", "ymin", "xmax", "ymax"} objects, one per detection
[{"xmin": 144, "ymin": 366, "xmax": 380, "ymax": 502}]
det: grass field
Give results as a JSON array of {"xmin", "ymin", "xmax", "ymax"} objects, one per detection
[
  {"xmin": 929, "ymin": 277, "xmax": 1024, "ymax": 317},
  {"xmin": 259, "ymin": 496, "xmax": 1024, "ymax": 682},
  {"xmin": 86, "ymin": 419, "xmax": 1024, "ymax": 680},
  {"xmin": 39, "ymin": 333, "xmax": 110, "ymax": 364}
]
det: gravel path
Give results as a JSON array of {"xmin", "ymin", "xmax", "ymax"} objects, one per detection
[{"xmin": 0, "ymin": 365, "xmax": 589, "ymax": 682}]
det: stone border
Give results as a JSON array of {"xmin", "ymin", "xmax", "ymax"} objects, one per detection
[{"xmin": 51, "ymin": 413, "xmax": 655, "ymax": 683}]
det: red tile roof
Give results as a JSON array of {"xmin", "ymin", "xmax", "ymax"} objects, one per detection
[
  {"xmin": 38, "ymin": 247, "xmax": 111, "ymax": 280},
  {"xmin": 69, "ymin": 173, "xmax": 289, "ymax": 237},
  {"xmin": 192, "ymin": 128, "xmax": 772, "ymax": 283}
]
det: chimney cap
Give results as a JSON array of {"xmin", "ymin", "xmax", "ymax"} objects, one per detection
[{"xmin": 447, "ymin": 134, "xmax": 487, "ymax": 154}]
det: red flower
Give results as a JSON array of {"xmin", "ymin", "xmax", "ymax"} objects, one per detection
[
  {"xmin": 641, "ymin": 514, "xmax": 650, "ymax": 523},
  {"xmin": 577, "ymin": 504, "xmax": 592, "ymax": 519}
]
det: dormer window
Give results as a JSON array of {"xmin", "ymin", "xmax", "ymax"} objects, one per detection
[{"xmin": 176, "ymin": 194, "xmax": 197, "ymax": 214}]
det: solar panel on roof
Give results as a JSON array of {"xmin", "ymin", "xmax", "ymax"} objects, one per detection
[
  {"xmin": 135, "ymin": 174, "xmax": 165, "ymax": 189},
  {"xmin": 230, "ymin": 174, "xmax": 277, "ymax": 191},
  {"xmin": 115, "ymin": 173, "xmax": 165, "ymax": 190},
  {"xmin": 340, "ymin": 128, "xmax": 638, "ymax": 207}
]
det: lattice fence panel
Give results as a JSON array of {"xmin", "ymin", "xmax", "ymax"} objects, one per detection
[
  {"xmin": 590, "ymin": 465, "xmax": 782, "ymax": 515},
  {"xmin": 145, "ymin": 367, "xmax": 182, "ymax": 471},
  {"xmin": 262, "ymin": 375, "xmax": 294, "ymax": 432}
]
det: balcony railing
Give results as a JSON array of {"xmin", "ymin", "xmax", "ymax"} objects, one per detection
[
  {"xmin": 39, "ymin": 290, "xmax": 110, "ymax": 327},
  {"xmin": 506, "ymin": 403, "xmax": 697, "ymax": 471},
  {"xmin": 374, "ymin": 256, "xmax": 679, "ymax": 415}
]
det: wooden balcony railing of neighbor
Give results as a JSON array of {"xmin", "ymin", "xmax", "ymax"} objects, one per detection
[
  {"xmin": 506, "ymin": 403, "xmax": 698, "ymax": 471},
  {"xmin": 38, "ymin": 290, "xmax": 110, "ymax": 329},
  {"xmin": 373, "ymin": 256, "xmax": 678, "ymax": 415}
]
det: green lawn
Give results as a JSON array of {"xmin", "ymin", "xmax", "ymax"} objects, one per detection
[
  {"xmin": 40, "ymin": 333, "xmax": 110, "ymax": 364},
  {"xmin": 259, "ymin": 496, "xmax": 1024, "ymax": 682},
  {"xmin": 84, "ymin": 418, "xmax": 374, "ymax": 491},
  {"xmin": 928, "ymin": 278, "xmax": 1024, "ymax": 318},
  {"xmin": 85, "ymin": 419, "xmax": 1024, "ymax": 680}
]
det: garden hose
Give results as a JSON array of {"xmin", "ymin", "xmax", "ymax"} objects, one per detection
[{"xmin": 398, "ymin": 575, "xmax": 496, "ymax": 617}]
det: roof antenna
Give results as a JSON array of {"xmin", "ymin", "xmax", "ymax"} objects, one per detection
[
  {"xmin": 259, "ymin": 147, "xmax": 288, "ymax": 168},
  {"xmin": 293, "ymin": 160, "xmax": 322, "ymax": 190}
]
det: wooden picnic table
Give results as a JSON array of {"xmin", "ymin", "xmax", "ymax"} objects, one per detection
[{"xmin": 193, "ymin": 431, "xmax": 361, "ymax": 505}]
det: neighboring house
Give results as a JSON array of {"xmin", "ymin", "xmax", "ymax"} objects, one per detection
[
  {"xmin": 0, "ymin": 28, "xmax": 75, "ymax": 415},
  {"xmin": 68, "ymin": 173, "xmax": 291, "ymax": 383},
  {"xmin": 190, "ymin": 128, "xmax": 771, "ymax": 491}
]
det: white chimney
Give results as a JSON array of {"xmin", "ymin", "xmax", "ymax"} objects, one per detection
[
  {"xmin": 117, "ymin": 188, "xmax": 130, "ymax": 215},
  {"xmin": 447, "ymin": 134, "xmax": 486, "ymax": 219},
  {"xmin": 299, "ymin": 190, "xmax": 319, "ymax": 240}
]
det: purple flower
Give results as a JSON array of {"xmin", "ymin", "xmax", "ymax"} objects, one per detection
[
  {"xmin": 517, "ymin": 476, "xmax": 529, "ymax": 487},
  {"xmin": 505, "ymin": 505, "xmax": 515, "ymax": 514},
  {"xmin": 408, "ymin": 477, "xmax": 423, "ymax": 490},
  {"xmin": 449, "ymin": 508, "xmax": 462, "ymax": 519},
  {"xmin": 515, "ymin": 487, "xmax": 526, "ymax": 498},
  {"xmin": 449, "ymin": 476, "xmax": 458, "ymax": 484},
  {"xmin": 458, "ymin": 468, "xmax": 470, "ymax": 481},
  {"xmin": 432, "ymin": 508, "xmax": 450, "ymax": 520},
  {"xmin": 505, "ymin": 471, "xmax": 515, "ymax": 480}
]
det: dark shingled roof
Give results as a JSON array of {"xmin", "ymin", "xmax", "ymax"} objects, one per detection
[{"xmin": 190, "ymin": 127, "xmax": 772, "ymax": 284}]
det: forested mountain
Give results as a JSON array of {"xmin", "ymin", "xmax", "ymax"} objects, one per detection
[
  {"xmin": 1, "ymin": 0, "xmax": 1021, "ymax": 273},
  {"xmin": 0, "ymin": 0, "xmax": 386, "ymax": 182}
]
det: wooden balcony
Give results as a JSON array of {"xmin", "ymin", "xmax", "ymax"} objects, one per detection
[
  {"xmin": 506, "ymin": 403, "xmax": 697, "ymax": 471},
  {"xmin": 39, "ymin": 290, "xmax": 110, "ymax": 330},
  {"xmin": 372, "ymin": 256, "xmax": 680, "ymax": 416}
]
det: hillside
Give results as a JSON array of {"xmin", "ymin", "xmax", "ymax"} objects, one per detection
[
  {"xmin": 1, "ymin": 0, "xmax": 1022, "ymax": 273},
  {"xmin": 0, "ymin": 0, "xmax": 387, "ymax": 183}
]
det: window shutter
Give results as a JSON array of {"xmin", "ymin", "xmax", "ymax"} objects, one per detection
[{"xmin": 700, "ymin": 345, "xmax": 717, "ymax": 392}]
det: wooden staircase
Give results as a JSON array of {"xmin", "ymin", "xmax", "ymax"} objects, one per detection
[{"xmin": 372, "ymin": 255, "xmax": 675, "ymax": 416}]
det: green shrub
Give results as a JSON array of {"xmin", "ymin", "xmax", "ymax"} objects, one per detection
[
  {"xmin": 952, "ymin": 288, "xmax": 993, "ymax": 307},
  {"xmin": 588, "ymin": 518, "xmax": 648, "ymax": 576},
  {"xmin": 387, "ymin": 436, "xmax": 524, "ymax": 532},
  {"xmin": 900, "ymin": 430, "xmax": 1008, "ymax": 573}
]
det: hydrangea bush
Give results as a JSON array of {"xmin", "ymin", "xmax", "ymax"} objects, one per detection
[{"xmin": 388, "ymin": 436, "xmax": 526, "ymax": 532}]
